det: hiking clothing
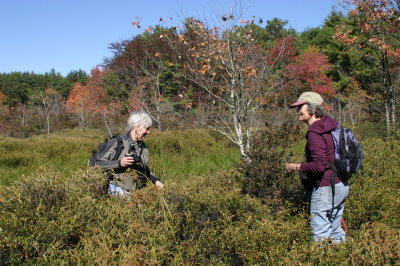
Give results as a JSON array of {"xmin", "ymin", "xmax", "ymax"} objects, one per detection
[
  {"xmin": 108, "ymin": 183, "xmax": 131, "ymax": 196},
  {"xmin": 299, "ymin": 115, "xmax": 341, "ymax": 187},
  {"xmin": 310, "ymin": 181, "xmax": 349, "ymax": 243},
  {"xmin": 298, "ymin": 115, "xmax": 349, "ymax": 243},
  {"xmin": 94, "ymin": 132, "xmax": 160, "ymax": 191}
]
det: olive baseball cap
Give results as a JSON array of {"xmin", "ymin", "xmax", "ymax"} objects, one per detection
[{"xmin": 290, "ymin": 91, "xmax": 324, "ymax": 108}]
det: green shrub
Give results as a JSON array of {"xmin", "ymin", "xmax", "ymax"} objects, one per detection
[
  {"xmin": 239, "ymin": 121, "xmax": 303, "ymax": 200},
  {"xmin": 345, "ymin": 137, "xmax": 400, "ymax": 231}
]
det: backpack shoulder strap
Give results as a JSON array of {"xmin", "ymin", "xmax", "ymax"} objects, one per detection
[
  {"xmin": 338, "ymin": 125, "xmax": 347, "ymax": 160},
  {"xmin": 112, "ymin": 135, "xmax": 124, "ymax": 161}
]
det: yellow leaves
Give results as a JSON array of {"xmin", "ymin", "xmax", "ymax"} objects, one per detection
[{"xmin": 178, "ymin": 35, "xmax": 185, "ymax": 42}]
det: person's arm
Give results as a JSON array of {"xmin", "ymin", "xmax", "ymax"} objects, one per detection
[
  {"xmin": 141, "ymin": 142, "xmax": 164, "ymax": 188},
  {"xmin": 299, "ymin": 132, "xmax": 327, "ymax": 173},
  {"xmin": 146, "ymin": 166, "xmax": 164, "ymax": 188}
]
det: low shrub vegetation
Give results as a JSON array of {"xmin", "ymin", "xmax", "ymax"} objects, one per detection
[{"xmin": 0, "ymin": 127, "xmax": 399, "ymax": 264}]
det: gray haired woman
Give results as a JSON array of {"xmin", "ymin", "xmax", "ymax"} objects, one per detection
[{"xmin": 94, "ymin": 111, "xmax": 164, "ymax": 196}]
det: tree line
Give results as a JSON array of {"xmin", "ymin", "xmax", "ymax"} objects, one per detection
[{"xmin": 0, "ymin": 1, "xmax": 399, "ymax": 155}]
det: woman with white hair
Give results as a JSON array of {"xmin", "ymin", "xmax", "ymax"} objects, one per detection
[{"xmin": 94, "ymin": 111, "xmax": 164, "ymax": 196}]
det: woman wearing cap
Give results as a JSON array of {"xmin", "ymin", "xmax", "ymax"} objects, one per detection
[{"xmin": 285, "ymin": 92, "xmax": 349, "ymax": 243}]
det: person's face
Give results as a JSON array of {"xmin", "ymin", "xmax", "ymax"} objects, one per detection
[
  {"xmin": 132, "ymin": 125, "xmax": 150, "ymax": 140},
  {"xmin": 297, "ymin": 104, "xmax": 312, "ymax": 123}
]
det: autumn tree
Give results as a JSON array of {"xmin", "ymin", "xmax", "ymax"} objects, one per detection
[
  {"xmin": 158, "ymin": 15, "xmax": 288, "ymax": 158},
  {"xmin": 35, "ymin": 87, "xmax": 63, "ymax": 134},
  {"xmin": 336, "ymin": 0, "xmax": 400, "ymax": 134},
  {"xmin": 14, "ymin": 103, "xmax": 34, "ymax": 128},
  {"xmin": 106, "ymin": 27, "xmax": 183, "ymax": 131},
  {"xmin": 65, "ymin": 82, "xmax": 92, "ymax": 131},
  {"xmin": 283, "ymin": 46, "xmax": 336, "ymax": 104},
  {"xmin": 0, "ymin": 92, "xmax": 11, "ymax": 135},
  {"xmin": 85, "ymin": 67, "xmax": 124, "ymax": 137}
]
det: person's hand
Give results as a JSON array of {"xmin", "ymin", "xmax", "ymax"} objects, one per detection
[
  {"xmin": 286, "ymin": 163, "xmax": 300, "ymax": 173},
  {"xmin": 120, "ymin": 156, "xmax": 135, "ymax": 167},
  {"xmin": 155, "ymin": 181, "xmax": 165, "ymax": 189}
]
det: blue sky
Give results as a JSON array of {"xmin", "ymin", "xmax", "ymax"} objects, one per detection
[{"xmin": 0, "ymin": 0, "xmax": 341, "ymax": 76}]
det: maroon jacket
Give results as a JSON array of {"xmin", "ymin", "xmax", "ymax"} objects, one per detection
[{"xmin": 299, "ymin": 115, "xmax": 341, "ymax": 187}]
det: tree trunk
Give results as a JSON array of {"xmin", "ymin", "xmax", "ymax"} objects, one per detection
[
  {"xmin": 156, "ymin": 104, "xmax": 162, "ymax": 131},
  {"xmin": 103, "ymin": 112, "xmax": 112, "ymax": 137},
  {"xmin": 46, "ymin": 113, "xmax": 50, "ymax": 135},
  {"xmin": 390, "ymin": 85, "xmax": 396, "ymax": 130},
  {"xmin": 79, "ymin": 106, "xmax": 84, "ymax": 132},
  {"xmin": 382, "ymin": 52, "xmax": 395, "ymax": 135},
  {"xmin": 385, "ymin": 99, "xmax": 391, "ymax": 134}
]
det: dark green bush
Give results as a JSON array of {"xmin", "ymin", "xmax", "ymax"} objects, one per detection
[{"xmin": 239, "ymin": 121, "xmax": 303, "ymax": 200}]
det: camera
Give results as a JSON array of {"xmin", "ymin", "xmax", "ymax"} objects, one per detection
[{"xmin": 125, "ymin": 153, "xmax": 141, "ymax": 163}]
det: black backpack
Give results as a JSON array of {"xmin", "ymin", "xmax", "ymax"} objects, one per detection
[{"xmin": 88, "ymin": 135, "xmax": 124, "ymax": 167}]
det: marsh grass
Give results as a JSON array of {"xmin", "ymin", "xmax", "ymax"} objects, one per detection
[{"xmin": 0, "ymin": 128, "xmax": 240, "ymax": 186}]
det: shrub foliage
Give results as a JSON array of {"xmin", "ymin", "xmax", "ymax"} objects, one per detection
[
  {"xmin": 239, "ymin": 121, "xmax": 302, "ymax": 200},
  {"xmin": 0, "ymin": 128, "xmax": 399, "ymax": 264}
]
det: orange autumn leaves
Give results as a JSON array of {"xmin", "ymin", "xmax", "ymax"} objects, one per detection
[
  {"xmin": 198, "ymin": 64, "xmax": 255, "ymax": 77},
  {"xmin": 335, "ymin": 0, "xmax": 400, "ymax": 57},
  {"xmin": 243, "ymin": 66, "xmax": 256, "ymax": 77},
  {"xmin": 65, "ymin": 67, "xmax": 124, "ymax": 118}
]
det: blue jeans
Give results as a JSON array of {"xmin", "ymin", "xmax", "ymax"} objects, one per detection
[
  {"xmin": 108, "ymin": 183, "xmax": 131, "ymax": 197},
  {"xmin": 310, "ymin": 182, "xmax": 349, "ymax": 243}
]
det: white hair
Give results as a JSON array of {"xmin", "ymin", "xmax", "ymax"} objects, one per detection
[{"xmin": 127, "ymin": 111, "xmax": 153, "ymax": 131}]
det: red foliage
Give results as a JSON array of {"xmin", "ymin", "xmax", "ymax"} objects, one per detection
[
  {"xmin": 283, "ymin": 48, "xmax": 336, "ymax": 99},
  {"xmin": 268, "ymin": 37, "xmax": 297, "ymax": 65}
]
